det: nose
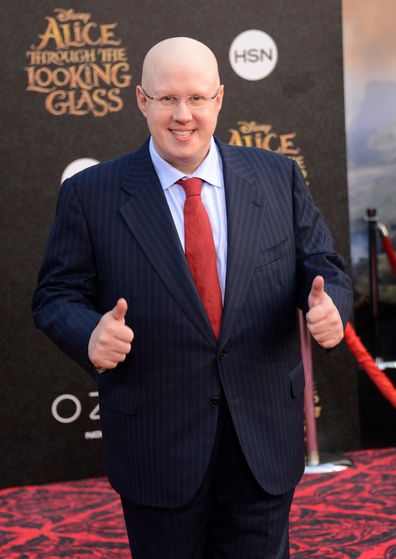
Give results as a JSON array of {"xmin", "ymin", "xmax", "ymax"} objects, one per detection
[{"xmin": 173, "ymin": 99, "xmax": 192, "ymax": 122}]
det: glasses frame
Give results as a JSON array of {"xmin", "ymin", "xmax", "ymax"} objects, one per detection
[{"xmin": 141, "ymin": 86, "xmax": 221, "ymax": 110}]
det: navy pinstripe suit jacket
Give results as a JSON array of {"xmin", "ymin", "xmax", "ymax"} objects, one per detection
[{"xmin": 32, "ymin": 138, "xmax": 353, "ymax": 507}]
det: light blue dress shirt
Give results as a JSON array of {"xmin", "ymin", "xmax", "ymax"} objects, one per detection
[{"xmin": 149, "ymin": 137, "xmax": 228, "ymax": 301}]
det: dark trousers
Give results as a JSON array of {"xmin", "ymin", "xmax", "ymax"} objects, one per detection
[{"xmin": 121, "ymin": 398, "xmax": 294, "ymax": 558}]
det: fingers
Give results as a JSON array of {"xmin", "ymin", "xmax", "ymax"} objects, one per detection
[
  {"xmin": 110, "ymin": 298, "xmax": 128, "ymax": 321},
  {"xmin": 108, "ymin": 322, "xmax": 134, "ymax": 344},
  {"xmin": 306, "ymin": 303, "xmax": 344, "ymax": 348},
  {"xmin": 95, "ymin": 336, "xmax": 132, "ymax": 355},
  {"xmin": 306, "ymin": 331, "xmax": 342, "ymax": 349},
  {"xmin": 306, "ymin": 284, "xmax": 344, "ymax": 348},
  {"xmin": 94, "ymin": 345, "xmax": 132, "ymax": 370},
  {"xmin": 306, "ymin": 302, "xmax": 328, "ymax": 324},
  {"xmin": 307, "ymin": 314, "xmax": 341, "ymax": 339},
  {"xmin": 307, "ymin": 328, "xmax": 343, "ymax": 348},
  {"xmin": 89, "ymin": 326, "xmax": 133, "ymax": 369},
  {"xmin": 308, "ymin": 275, "xmax": 325, "ymax": 308},
  {"xmin": 88, "ymin": 299, "xmax": 134, "ymax": 370}
]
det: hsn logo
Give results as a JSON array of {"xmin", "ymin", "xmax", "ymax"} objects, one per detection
[{"xmin": 229, "ymin": 30, "xmax": 278, "ymax": 81}]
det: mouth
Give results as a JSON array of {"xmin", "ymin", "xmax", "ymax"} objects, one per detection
[{"xmin": 170, "ymin": 129, "xmax": 195, "ymax": 139}]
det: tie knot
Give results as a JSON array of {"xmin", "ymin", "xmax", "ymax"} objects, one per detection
[{"xmin": 177, "ymin": 177, "xmax": 203, "ymax": 197}]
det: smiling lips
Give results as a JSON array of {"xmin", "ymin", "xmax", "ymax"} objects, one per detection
[{"xmin": 170, "ymin": 129, "xmax": 195, "ymax": 138}]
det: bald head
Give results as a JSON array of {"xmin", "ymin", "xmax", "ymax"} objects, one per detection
[
  {"xmin": 136, "ymin": 37, "xmax": 224, "ymax": 174},
  {"xmin": 141, "ymin": 37, "xmax": 220, "ymax": 92}
]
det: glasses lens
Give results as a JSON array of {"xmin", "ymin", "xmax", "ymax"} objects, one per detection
[
  {"xmin": 187, "ymin": 96, "xmax": 207, "ymax": 109},
  {"xmin": 157, "ymin": 96, "xmax": 177, "ymax": 108},
  {"xmin": 149, "ymin": 93, "xmax": 216, "ymax": 109}
]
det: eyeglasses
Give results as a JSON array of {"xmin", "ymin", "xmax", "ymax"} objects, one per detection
[{"xmin": 141, "ymin": 86, "xmax": 220, "ymax": 110}]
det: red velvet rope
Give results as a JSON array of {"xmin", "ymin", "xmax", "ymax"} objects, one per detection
[
  {"xmin": 344, "ymin": 322, "xmax": 396, "ymax": 408},
  {"xmin": 380, "ymin": 235, "xmax": 396, "ymax": 277}
]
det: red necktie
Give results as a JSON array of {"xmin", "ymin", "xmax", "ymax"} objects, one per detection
[{"xmin": 178, "ymin": 178, "xmax": 222, "ymax": 340}]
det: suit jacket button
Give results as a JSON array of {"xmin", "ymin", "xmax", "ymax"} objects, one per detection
[
  {"xmin": 218, "ymin": 350, "xmax": 226, "ymax": 360},
  {"xmin": 210, "ymin": 396, "xmax": 220, "ymax": 407}
]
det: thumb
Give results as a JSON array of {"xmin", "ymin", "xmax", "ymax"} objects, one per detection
[
  {"xmin": 308, "ymin": 275, "xmax": 325, "ymax": 308},
  {"xmin": 110, "ymin": 298, "xmax": 128, "ymax": 321}
]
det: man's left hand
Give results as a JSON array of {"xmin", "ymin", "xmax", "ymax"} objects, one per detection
[{"xmin": 306, "ymin": 275, "xmax": 344, "ymax": 349}]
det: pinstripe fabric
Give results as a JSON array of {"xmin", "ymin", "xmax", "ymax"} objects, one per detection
[
  {"xmin": 121, "ymin": 399, "xmax": 294, "ymax": 558},
  {"xmin": 32, "ymin": 138, "xmax": 353, "ymax": 508}
]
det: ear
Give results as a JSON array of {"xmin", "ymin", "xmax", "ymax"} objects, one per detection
[
  {"xmin": 136, "ymin": 85, "xmax": 148, "ymax": 117},
  {"xmin": 215, "ymin": 84, "xmax": 224, "ymax": 112}
]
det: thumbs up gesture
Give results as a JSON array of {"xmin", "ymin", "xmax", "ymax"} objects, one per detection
[
  {"xmin": 88, "ymin": 298, "xmax": 134, "ymax": 370},
  {"xmin": 306, "ymin": 276, "xmax": 344, "ymax": 349}
]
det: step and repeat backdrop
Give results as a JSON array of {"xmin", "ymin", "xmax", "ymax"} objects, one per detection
[{"xmin": 1, "ymin": 0, "xmax": 360, "ymax": 488}]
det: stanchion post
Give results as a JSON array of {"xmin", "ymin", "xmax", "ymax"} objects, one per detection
[
  {"xmin": 299, "ymin": 312, "xmax": 353, "ymax": 473},
  {"xmin": 367, "ymin": 208, "xmax": 380, "ymax": 357},
  {"xmin": 298, "ymin": 310, "xmax": 319, "ymax": 466}
]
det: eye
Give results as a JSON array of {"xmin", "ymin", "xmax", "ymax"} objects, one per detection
[
  {"xmin": 159, "ymin": 96, "xmax": 177, "ymax": 106},
  {"xmin": 188, "ymin": 95, "xmax": 205, "ymax": 105}
]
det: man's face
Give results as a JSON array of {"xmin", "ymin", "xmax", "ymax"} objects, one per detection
[{"xmin": 136, "ymin": 66, "xmax": 223, "ymax": 174}]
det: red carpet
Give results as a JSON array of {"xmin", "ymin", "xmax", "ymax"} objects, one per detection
[{"xmin": 1, "ymin": 449, "xmax": 395, "ymax": 558}]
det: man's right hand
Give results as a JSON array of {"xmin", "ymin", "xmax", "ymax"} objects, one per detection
[{"xmin": 88, "ymin": 298, "xmax": 134, "ymax": 370}]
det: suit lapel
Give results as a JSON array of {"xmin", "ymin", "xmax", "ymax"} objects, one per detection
[
  {"xmin": 118, "ymin": 140, "xmax": 268, "ymax": 349},
  {"xmin": 119, "ymin": 142, "xmax": 217, "ymax": 347},
  {"xmin": 217, "ymin": 141, "xmax": 266, "ymax": 346}
]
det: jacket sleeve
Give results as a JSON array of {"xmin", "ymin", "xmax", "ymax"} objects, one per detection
[
  {"xmin": 292, "ymin": 160, "xmax": 353, "ymax": 329},
  {"xmin": 32, "ymin": 177, "xmax": 102, "ymax": 371}
]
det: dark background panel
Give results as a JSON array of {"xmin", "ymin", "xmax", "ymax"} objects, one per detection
[{"xmin": 1, "ymin": 0, "xmax": 360, "ymax": 488}]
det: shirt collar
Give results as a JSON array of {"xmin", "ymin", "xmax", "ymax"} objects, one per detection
[{"xmin": 149, "ymin": 137, "xmax": 223, "ymax": 191}]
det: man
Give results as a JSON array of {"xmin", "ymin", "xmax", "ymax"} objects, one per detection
[{"xmin": 32, "ymin": 37, "xmax": 353, "ymax": 558}]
